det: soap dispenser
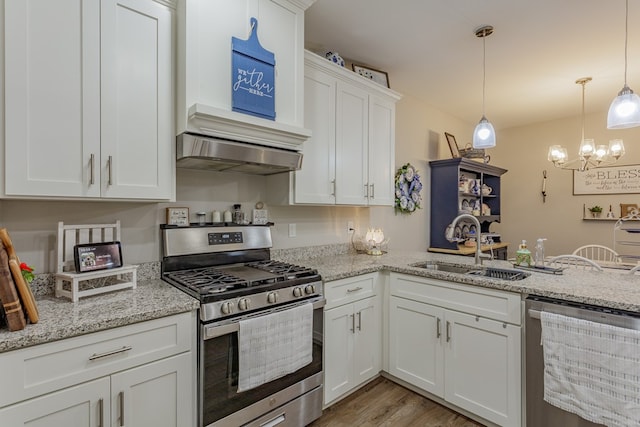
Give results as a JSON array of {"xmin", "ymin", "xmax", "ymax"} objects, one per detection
[
  {"xmin": 515, "ymin": 240, "xmax": 533, "ymax": 267},
  {"xmin": 534, "ymin": 238, "xmax": 547, "ymax": 267}
]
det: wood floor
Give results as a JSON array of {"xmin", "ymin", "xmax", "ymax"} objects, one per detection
[{"xmin": 309, "ymin": 377, "xmax": 485, "ymax": 427}]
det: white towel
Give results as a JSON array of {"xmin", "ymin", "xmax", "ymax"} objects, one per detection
[
  {"xmin": 540, "ymin": 311, "xmax": 640, "ymax": 427},
  {"xmin": 237, "ymin": 303, "xmax": 313, "ymax": 392}
]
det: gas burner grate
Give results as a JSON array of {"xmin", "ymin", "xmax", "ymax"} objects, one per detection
[
  {"xmin": 166, "ymin": 267, "xmax": 249, "ymax": 294},
  {"xmin": 247, "ymin": 260, "xmax": 318, "ymax": 280}
]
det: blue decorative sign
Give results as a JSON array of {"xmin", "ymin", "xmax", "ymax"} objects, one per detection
[{"xmin": 231, "ymin": 18, "xmax": 275, "ymax": 120}]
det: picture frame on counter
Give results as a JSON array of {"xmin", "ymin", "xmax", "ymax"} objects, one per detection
[
  {"xmin": 166, "ymin": 207, "xmax": 190, "ymax": 226},
  {"xmin": 352, "ymin": 63, "xmax": 390, "ymax": 88}
]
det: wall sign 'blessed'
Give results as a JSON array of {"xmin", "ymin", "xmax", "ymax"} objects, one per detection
[
  {"xmin": 231, "ymin": 17, "xmax": 276, "ymax": 120},
  {"xmin": 573, "ymin": 165, "xmax": 640, "ymax": 194}
]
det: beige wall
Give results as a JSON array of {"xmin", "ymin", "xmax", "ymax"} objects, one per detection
[{"xmin": 491, "ymin": 109, "xmax": 640, "ymax": 258}]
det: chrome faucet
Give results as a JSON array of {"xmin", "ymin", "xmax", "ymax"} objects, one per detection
[{"xmin": 445, "ymin": 214, "xmax": 492, "ymax": 265}]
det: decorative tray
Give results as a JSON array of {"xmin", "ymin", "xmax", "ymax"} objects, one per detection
[{"xmin": 512, "ymin": 264, "xmax": 564, "ymax": 275}]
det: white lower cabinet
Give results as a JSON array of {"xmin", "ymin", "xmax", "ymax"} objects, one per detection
[
  {"xmin": 0, "ymin": 312, "xmax": 195, "ymax": 427},
  {"xmin": 323, "ymin": 273, "xmax": 381, "ymax": 405},
  {"xmin": 388, "ymin": 273, "xmax": 522, "ymax": 427}
]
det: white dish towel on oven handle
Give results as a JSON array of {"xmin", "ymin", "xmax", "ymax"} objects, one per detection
[
  {"xmin": 238, "ymin": 302, "xmax": 313, "ymax": 393},
  {"xmin": 540, "ymin": 311, "xmax": 640, "ymax": 427}
]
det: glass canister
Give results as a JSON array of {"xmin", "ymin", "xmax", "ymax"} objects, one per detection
[{"xmin": 233, "ymin": 204, "xmax": 245, "ymax": 224}]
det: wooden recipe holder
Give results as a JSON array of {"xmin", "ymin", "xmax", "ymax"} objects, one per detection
[{"xmin": 55, "ymin": 221, "xmax": 137, "ymax": 302}]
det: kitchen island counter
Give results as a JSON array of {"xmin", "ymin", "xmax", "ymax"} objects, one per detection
[
  {"xmin": 0, "ymin": 279, "xmax": 199, "ymax": 353},
  {"xmin": 287, "ymin": 251, "xmax": 640, "ymax": 313}
]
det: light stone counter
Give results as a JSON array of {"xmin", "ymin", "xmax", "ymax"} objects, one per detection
[
  {"xmin": 0, "ymin": 279, "xmax": 199, "ymax": 353},
  {"xmin": 285, "ymin": 251, "xmax": 640, "ymax": 313}
]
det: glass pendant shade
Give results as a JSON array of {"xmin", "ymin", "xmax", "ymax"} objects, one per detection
[
  {"xmin": 578, "ymin": 139, "xmax": 595, "ymax": 159},
  {"xmin": 472, "ymin": 116, "xmax": 496, "ymax": 148},
  {"xmin": 609, "ymin": 139, "xmax": 625, "ymax": 158},
  {"xmin": 548, "ymin": 145, "xmax": 568, "ymax": 164},
  {"xmin": 607, "ymin": 85, "xmax": 640, "ymax": 129}
]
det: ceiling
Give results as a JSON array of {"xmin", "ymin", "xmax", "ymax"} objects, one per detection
[{"xmin": 304, "ymin": 0, "xmax": 640, "ymax": 131}]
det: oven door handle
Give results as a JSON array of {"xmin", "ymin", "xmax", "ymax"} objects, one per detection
[{"xmin": 203, "ymin": 298, "xmax": 325, "ymax": 340}]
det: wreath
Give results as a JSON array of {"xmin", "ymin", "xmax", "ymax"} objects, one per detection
[{"xmin": 394, "ymin": 163, "xmax": 422, "ymax": 214}]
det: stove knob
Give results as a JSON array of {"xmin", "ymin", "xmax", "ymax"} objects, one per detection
[
  {"xmin": 293, "ymin": 287, "xmax": 303, "ymax": 297},
  {"xmin": 304, "ymin": 284, "xmax": 316, "ymax": 295},
  {"xmin": 238, "ymin": 298, "xmax": 250, "ymax": 311},
  {"xmin": 221, "ymin": 301, "xmax": 234, "ymax": 315},
  {"xmin": 267, "ymin": 292, "xmax": 278, "ymax": 304}
]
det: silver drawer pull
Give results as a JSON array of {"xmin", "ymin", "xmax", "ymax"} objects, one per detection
[
  {"xmin": 88, "ymin": 345, "xmax": 132, "ymax": 361},
  {"xmin": 346, "ymin": 287, "xmax": 363, "ymax": 293}
]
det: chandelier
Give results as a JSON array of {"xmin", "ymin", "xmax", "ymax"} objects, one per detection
[{"xmin": 547, "ymin": 77, "xmax": 625, "ymax": 171}]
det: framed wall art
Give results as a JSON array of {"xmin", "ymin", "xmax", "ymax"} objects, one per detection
[
  {"xmin": 573, "ymin": 164, "xmax": 640, "ymax": 194},
  {"xmin": 352, "ymin": 64, "xmax": 390, "ymax": 88}
]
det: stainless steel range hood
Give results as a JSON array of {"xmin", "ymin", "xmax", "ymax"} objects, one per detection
[{"xmin": 176, "ymin": 133, "xmax": 303, "ymax": 175}]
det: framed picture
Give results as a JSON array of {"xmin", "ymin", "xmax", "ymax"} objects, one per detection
[
  {"xmin": 573, "ymin": 165, "xmax": 640, "ymax": 194},
  {"xmin": 620, "ymin": 203, "xmax": 639, "ymax": 218},
  {"xmin": 74, "ymin": 242, "xmax": 123, "ymax": 273},
  {"xmin": 444, "ymin": 132, "xmax": 460, "ymax": 158},
  {"xmin": 166, "ymin": 207, "xmax": 190, "ymax": 226},
  {"xmin": 352, "ymin": 64, "xmax": 390, "ymax": 88}
]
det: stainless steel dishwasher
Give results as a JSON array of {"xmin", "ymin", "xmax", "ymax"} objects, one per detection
[{"xmin": 525, "ymin": 295, "xmax": 640, "ymax": 427}]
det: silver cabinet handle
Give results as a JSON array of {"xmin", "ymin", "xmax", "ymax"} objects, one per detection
[
  {"xmin": 370, "ymin": 183, "xmax": 375, "ymax": 199},
  {"xmin": 98, "ymin": 398, "xmax": 104, "ymax": 427},
  {"xmin": 436, "ymin": 317, "xmax": 441, "ymax": 338},
  {"xmin": 364, "ymin": 184, "xmax": 369, "ymax": 197},
  {"xmin": 89, "ymin": 154, "xmax": 95, "ymax": 185},
  {"xmin": 88, "ymin": 345, "xmax": 132, "ymax": 361},
  {"xmin": 107, "ymin": 155, "xmax": 113, "ymax": 186},
  {"xmin": 119, "ymin": 391, "xmax": 125, "ymax": 427},
  {"xmin": 331, "ymin": 179, "xmax": 336, "ymax": 196},
  {"xmin": 357, "ymin": 311, "xmax": 362, "ymax": 331},
  {"xmin": 346, "ymin": 287, "xmax": 363, "ymax": 293},
  {"xmin": 350, "ymin": 314, "xmax": 355, "ymax": 333},
  {"xmin": 446, "ymin": 321, "xmax": 451, "ymax": 342}
]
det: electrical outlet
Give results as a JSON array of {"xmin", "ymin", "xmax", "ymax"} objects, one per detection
[
  {"xmin": 347, "ymin": 221, "xmax": 355, "ymax": 233},
  {"xmin": 288, "ymin": 223, "xmax": 296, "ymax": 237}
]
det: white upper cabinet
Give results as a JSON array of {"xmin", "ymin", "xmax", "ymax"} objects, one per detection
[
  {"xmin": 176, "ymin": 0, "xmax": 314, "ymax": 150},
  {"xmin": 2, "ymin": 0, "xmax": 174, "ymax": 200},
  {"xmin": 267, "ymin": 50, "xmax": 402, "ymax": 206}
]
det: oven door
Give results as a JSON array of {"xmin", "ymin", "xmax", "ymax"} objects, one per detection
[{"xmin": 200, "ymin": 297, "xmax": 324, "ymax": 427}]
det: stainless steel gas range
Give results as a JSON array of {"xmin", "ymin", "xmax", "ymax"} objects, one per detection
[{"xmin": 161, "ymin": 225, "xmax": 324, "ymax": 427}]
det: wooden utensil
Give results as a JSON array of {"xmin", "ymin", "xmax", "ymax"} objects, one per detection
[
  {"xmin": 0, "ymin": 243, "xmax": 26, "ymax": 331},
  {"xmin": 0, "ymin": 229, "xmax": 38, "ymax": 324}
]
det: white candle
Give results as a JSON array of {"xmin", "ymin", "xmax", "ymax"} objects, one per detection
[
  {"xmin": 212, "ymin": 210, "xmax": 221, "ymax": 223},
  {"xmin": 223, "ymin": 210, "xmax": 232, "ymax": 222}
]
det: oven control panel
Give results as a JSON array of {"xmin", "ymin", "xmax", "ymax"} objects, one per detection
[{"xmin": 209, "ymin": 232, "xmax": 243, "ymax": 245}]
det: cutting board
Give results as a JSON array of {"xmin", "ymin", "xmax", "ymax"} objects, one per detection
[
  {"xmin": 0, "ymin": 242, "xmax": 26, "ymax": 331},
  {"xmin": 0, "ymin": 229, "xmax": 38, "ymax": 324}
]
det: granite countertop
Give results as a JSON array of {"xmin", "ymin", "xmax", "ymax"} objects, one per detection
[
  {"xmin": 288, "ymin": 251, "xmax": 640, "ymax": 313},
  {"xmin": 0, "ymin": 279, "xmax": 199, "ymax": 353}
]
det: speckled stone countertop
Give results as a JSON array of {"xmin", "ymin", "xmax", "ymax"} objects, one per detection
[
  {"xmin": 281, "ymin": 251, "xmax": 640, "ymax": 313},
  {"xmin": 0, "ymin": 279, "xmax": 199, "ymax": 353}
]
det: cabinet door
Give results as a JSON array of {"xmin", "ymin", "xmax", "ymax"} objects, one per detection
[
  {"xmin": 323, "ymin": 303, "xmax": 355, "ymax": 405},
  {"xmin": 444, "ymin": 310, "xmax": 521, "ymax": 427},
  {"xmin": 100, "ymin": 0, "xmax": 173, "ymax": 200},
  {"xmin": 111, "ymin": 353, "xmax": 193, "ymax": 427},
  {"xmin": 0, "ymin": 377, "xmax": 110, "ymax": 427},
  {"xmin": 4, "ymin": 0, "xmax": 101, "ymax": 197},
  {"xmin": 335, "ymin": 81, "xmax": 368, "ymax": 205},
  {"xmin": 367, "ymin": 95, "xmax": 396, "ymax": 206},
  {"xmin": 294, "ymin": 67, "xmax": 336, "ymax": 204},
  {"xmin": 353, "ymin": 296, "xmax": 381, "ymax": 385},
  {"xmin": 388, "ymin": 296, "xmax": 444, "ymax": 396}
]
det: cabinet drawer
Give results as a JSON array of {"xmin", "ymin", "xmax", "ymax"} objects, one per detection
[
  {"xmin": 0, "ymin": 311, "xmax": 195, "ymax": 408},
  {"xmin": 390, "ymin": 273, "xmax": 521, "ymax": 325},
  {"xmin": 324, "ymin": 273, "xmax": 377, "ymax": 309}
]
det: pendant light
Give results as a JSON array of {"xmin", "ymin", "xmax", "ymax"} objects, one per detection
[
  {"xmin": 607, "ymin": 0, "xmax": 640, "ymax": 129},
  {"xmin": 473, "ymin": 25, "xmax": 496, "ymax": 149}
]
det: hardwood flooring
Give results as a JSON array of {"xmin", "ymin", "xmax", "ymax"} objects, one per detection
[{"xmin": 309, "ymin": 377, "xmax": 485, "ymax": 427}]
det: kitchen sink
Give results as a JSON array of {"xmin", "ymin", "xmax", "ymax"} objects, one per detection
[
  {"xmin": 411, "ymin": 261, "xmax": 530, "ymax": 281},
  {"xmin": 411, "ymin": 261, "xmax": 479, "ymax": 274}
]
